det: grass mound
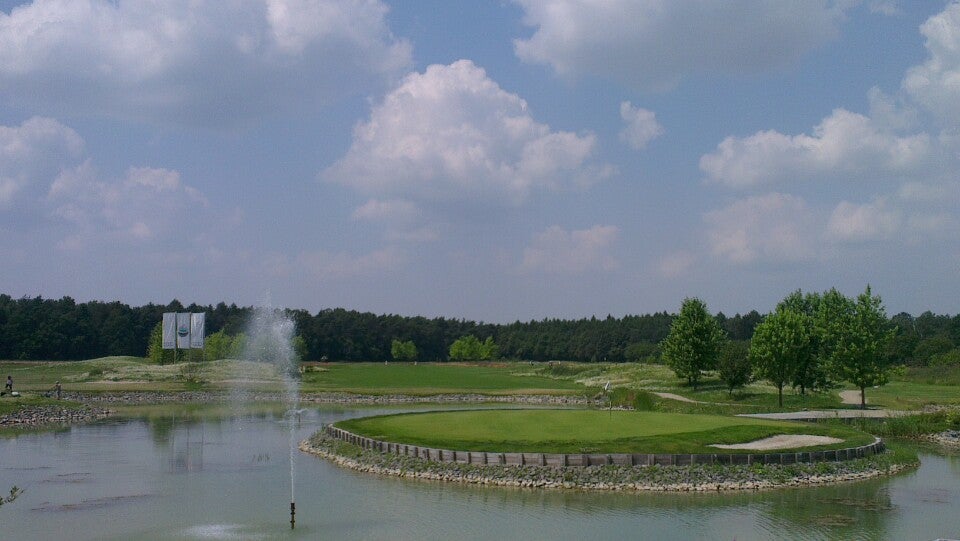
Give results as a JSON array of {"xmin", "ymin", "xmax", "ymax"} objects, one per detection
[{"xmin": 335, "ymin": 409, "xmax": 873, "ymax": 455}]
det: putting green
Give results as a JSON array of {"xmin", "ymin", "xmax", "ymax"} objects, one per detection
[{"xmin": 335, "ymin": 409, "xmax": 874, "ymax": 454}]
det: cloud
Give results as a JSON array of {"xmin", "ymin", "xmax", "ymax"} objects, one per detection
[
  {"xmin": 514, "ymin": 0, "xmax": 849, "ymax": 91},
  {"xmin": 0, "ymin": 117, "xmax": 83, "ymax": 206},
  {"xmin": 619, "ymin": 101, "xmax": 663, "ymax": 150},
  {"xmin": 323, "ymin": 59, "xmax": 609, "ymax": 205},
  {"xmin": 0, "ymin": 0, "xmax": 412, "ymax": 126},
  {"xmin": 704, "ymin": 193, "xmax": 817, "ymax": 264},
  {"xmin": 903, "ymin": 2, "xmax": 960, "ymax": 124},
  {"xmin": 826, "ymin": 198, "xmax": 901, "ymax": 241},
  {"xmin": 520, "ymin": 225, "xmax": 619, "ymax": 274},
  {"xmin": 657, "ymin": 251, "xmax": 697, "ymax": 278},
  {"xmin": 351, "ymin": 198, "xmax": 419, "ymax": 223},
  {"xmin": 700, "ymin": 108, "xmax": 932, "ymax": 188},
  {"xmin": 267, "ymin": 246, "xmax": 404, "ymax": 280},
  {"xmin": 47, "ymin": 162, "xmax": 207, "ymax": 249}
]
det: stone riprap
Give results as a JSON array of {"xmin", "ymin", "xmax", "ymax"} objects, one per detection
[
  {"xmin": 300, "ymin": 432, "xmax": 911, "ymax": 492},
  {"xmin": 0, "ymin": 405, "xmax": 111, "ymax": 427},
  {"xmin": 323, "ymin": 425, "xmax": 885, "ymax": 468},
  {"xmin": 67, "ymin": 391, "xmax": 597, "ymax": 406}
]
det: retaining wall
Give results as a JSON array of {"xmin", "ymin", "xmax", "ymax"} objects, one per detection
[{"xmin": 325, "ymin": 425, "xmax": 885, "ymax": 467}]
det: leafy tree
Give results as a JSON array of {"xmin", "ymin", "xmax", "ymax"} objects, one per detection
[
  {"xmin": 146, "ymin": 322, "xmax": 173, "ymax": 364},
  {"xmin": 203, "ymin": 330, "xmax": 232, "ymax": 361},
  {"xmin": 449, "ymin": 335, "xmax": 481, "ymax": 361},
  {"xmin": 390, "ymin": 339, "xmax": 418, "ymax": 362},
  {"xmin": 660, "ymin": 298, "xmax": 727, "ymax": 388},
  {"xmin": 479, "ymin": 336, "xmax": 499, "ymax": 360},
  {"xmin": 750, "ymin": 308, "xmax": 814, "ymax": 407},
  {"xmin": 717, "ymin": 341, "xmax": 752, "ymax": 395},
  {"xmin": 825, "ymin": 286, "xmax": 895, "ymax": 409}
]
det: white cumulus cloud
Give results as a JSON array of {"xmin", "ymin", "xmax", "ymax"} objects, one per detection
[
  {"xmin": 0, "ymin": 117, "xmax": 82, "ymax": 206},
  {"xmin": 704, "ymin": 193, "xmax": 817, "ymax": 264},
  {"xmin": 700, "ymin": 109, "xmax": 931, "ymax": 188},
  {"xmin": 324, "ymin": 59, "xmax": 609, "ymax": 205},
  {"xmin": 0, "ymin": 0, "xmax": 412, "ymax": 126},
  {"xmin": 619, "ymin": 102, "xmax": 663, "ymax": 150},
  {"xmin": 47, "ymin": 163, "xmax": 207, "ymax": 249},
  {"xmin": 827, "ymin": 198, "xmax": 902, "ymax": 242},
  {"xmin": 903, "ymin": 2, "xmax": 960, "ymax": 124},
  {"xmin": 520, "ymin": 224, "xmax": 619, "ymax": 274},
  {"xmin": 514, "ymin": 0, "xmax": 849, "ymax": 91}
]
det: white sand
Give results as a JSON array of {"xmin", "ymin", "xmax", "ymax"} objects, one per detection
[{"xmin": 710, "ymin": 434, "xmax": 843, "ymax": 450}]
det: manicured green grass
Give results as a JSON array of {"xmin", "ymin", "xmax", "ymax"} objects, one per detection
[
  {"xmin": 302, "ymin": 362, "xmax": 586, "ymax": 395},
  {"xmin": 336, "ymin": 409, "xmax": 873, "ymax": 454},
  {"xmin": 857, "ymin": 380, "xmax": 960, "ymax": 410}
]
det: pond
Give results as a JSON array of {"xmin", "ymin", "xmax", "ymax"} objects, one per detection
[{"xmin": 1, "ymin": 404, "xmax": 959, "ymax": 540}]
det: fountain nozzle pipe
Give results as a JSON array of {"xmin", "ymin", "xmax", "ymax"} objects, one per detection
[{"xmin": 290, "ymin": 501, "xmax": 296, "ymax": 528}]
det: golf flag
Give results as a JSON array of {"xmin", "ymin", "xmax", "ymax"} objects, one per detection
[
  {"xmin": 176, "ymin": 312, "xmax": 192, "ymax": 349},
  {"xmin": 190, "ymin": 313, "xmax": 205, "ymax": 349},
  {"xmin": 162, "ymin": 313, "xmax": 177, "ymax": 349}
]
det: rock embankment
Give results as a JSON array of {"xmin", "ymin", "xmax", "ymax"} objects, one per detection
[
  {"xmin": 926, "ymin": 430, "xmax": 960, "ymax": 446},
  {"xmin": 0, "ymin": 405, "xmax": 111, "ymax": 428},
  {"xmin": 300, "ymin": 432, "xmax": 914, "ymax": 492},
  {"xmin": 68, "ymin": 391, "xmax": 595, "ymax": 406}
]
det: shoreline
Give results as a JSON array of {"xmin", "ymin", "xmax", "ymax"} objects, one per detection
[
  {"xmin": 300, "ymin": 433, "xmax": 915, "ymax": 492},
  {"xmin": 58, "ymin": 390, "xmax": 598, "ymax": 406}
]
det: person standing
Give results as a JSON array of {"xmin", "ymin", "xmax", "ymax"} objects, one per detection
[
  {"xmin": 54, "ymin": 381, "xmax": 62, "ymax": 400},
  {"xmin": 5, "ymin": 375, "xmax": 11, "ymax": 392}
]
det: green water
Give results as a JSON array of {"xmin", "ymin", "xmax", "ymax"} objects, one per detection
[{"xmin": 1, "ymin": 405, "xmax": 958, "ymax": 540}]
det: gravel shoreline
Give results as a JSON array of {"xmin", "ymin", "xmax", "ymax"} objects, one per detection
[
  {"xmin": 63, "ymin": 390, "xmax": 597, "ymax": 406},
  {"xmin": 300, "ymin": 432, "xmax": 914, "ymax": 492},
  {"xmin": 0, "ymin": 405, "xmax": 112, "ymax": 428}
]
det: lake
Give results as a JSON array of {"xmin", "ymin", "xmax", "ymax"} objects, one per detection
[{"xmin": 1, "ymin": 404, "xmax": 958, "ymax": 540}]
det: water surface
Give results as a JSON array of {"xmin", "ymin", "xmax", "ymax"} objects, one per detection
[{"xmin": 1, "ymin": 405, "xmax": 958, "ymax": 540}]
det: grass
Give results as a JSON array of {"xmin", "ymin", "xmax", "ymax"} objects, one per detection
[
  {"xmin": 335, "ymin": 409, "xmax": 874, "ymax": 454},
  {"xmin": 302, "ymin": 362, "xmax": 586, "ymax": 395}
]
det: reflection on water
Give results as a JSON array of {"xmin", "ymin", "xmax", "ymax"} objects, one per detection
[{"xmin": 0, "ymin": 405, "xmax": 959, "ymax": 540}]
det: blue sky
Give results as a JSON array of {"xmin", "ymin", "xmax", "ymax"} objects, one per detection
[{"xmin": 0, "ymin": 0, "xmax": 957, "ymax": 322}]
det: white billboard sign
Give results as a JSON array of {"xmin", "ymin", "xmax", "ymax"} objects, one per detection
[
  {"xmin": 162, "ymin": 313, "xmax": 177, "ymax": 349},
  {"xmin": 190, "ymin": 313, "xmax": 205, "ymax": 349},
  {"xmin": 176, "ymin": 312, "xmax": 192, "ymax": 349}
]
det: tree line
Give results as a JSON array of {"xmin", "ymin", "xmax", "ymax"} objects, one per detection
[
  {"xmin": 662, "ymin": 287, "xmax": 924, "ymax": 408},
  {"xmin": 0, "ymin": 292, "xmax": 958, "ymax": 366}
]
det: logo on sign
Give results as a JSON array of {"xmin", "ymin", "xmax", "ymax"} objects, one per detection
[{"xmin": 177, "ymin": 325, "xmax": 189, "ymax": 337}]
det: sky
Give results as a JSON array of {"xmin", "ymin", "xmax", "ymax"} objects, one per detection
[{"xmin": 0, "ymin": 0, "xmax": 958, "ymax": 322}]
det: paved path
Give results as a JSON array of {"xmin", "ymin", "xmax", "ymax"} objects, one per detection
[
  {"xmin": 739, "ymin": 409, "xmax": 917, "ymax": 421},
  {"xmin": 651, "ymin": 392, "xmax": 703, "ymax": 403},
  {"xmin": 839, "ymin": 390, "xmax": 863, "ymax": 405}
]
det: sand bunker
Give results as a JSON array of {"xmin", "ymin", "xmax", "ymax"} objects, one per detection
[{"xmin": 710, "ymin": 434, "xmax": 843, "ymax": 450}]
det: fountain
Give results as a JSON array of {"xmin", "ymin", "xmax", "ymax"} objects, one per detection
[{"xmin": 243, "ymin": 305, "xmax": 300, "ymax": 529}]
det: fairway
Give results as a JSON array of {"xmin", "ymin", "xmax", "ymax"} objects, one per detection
[
  {"xmin": 335, "ymin": 409, "xmax": 873, "ymax": 454},
  {"xmin": 304, "ymin": 362, "xmax": 585, "ymax": 395}
]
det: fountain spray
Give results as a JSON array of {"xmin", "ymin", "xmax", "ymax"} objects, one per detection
[{"xmin": 244, "ymin": 304, "xmax": 300, "ymax": 529}]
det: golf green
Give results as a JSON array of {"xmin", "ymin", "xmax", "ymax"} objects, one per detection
[{"xmin": 335, "ymin": 409, "xmax": 874, "ymax": 454}]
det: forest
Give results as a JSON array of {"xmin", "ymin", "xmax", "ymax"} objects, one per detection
[{"xmin": 0, "ymin": 293, "xmax": 958, "ymax": 366}]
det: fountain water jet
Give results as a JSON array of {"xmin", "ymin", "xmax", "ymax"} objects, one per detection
[{"xmin": 242, "ymin": 305, "xmax": 300, "ymax": 529}]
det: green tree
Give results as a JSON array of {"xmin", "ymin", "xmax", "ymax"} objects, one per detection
[
  {"xmin": 203, "ymin": 330, "xmax": 232, "ymax": 361},
  {"xmin": 146, "ymin": 322, "xmax": 173, "ymax": 364},
  {"xmin": 479, "ymin": 336, "xmax": 499, "ymax": 360},
  {"xmin": 750, "ymin": 308, "xmax": 815, "ymax": 407},
  {"xmin": 390, "ymin": 339, "xmax": 418, "ymax": 362},
  {"xmin": 825, "ymin": 286, "xmax": 895, "ymax": 409},
  {"xmin": 717, "ymin": 341, "xmax": 752, "ymax": 395},
  {"xmin": 449, "ymin": 335, "xmax": 483, "ymax": 361},
  {"xmin": 660, "ymin": 298, "xmax": 726, "ymax": 389}
]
